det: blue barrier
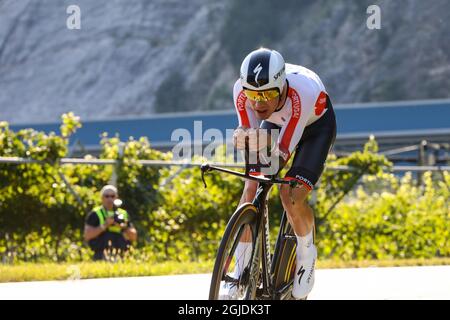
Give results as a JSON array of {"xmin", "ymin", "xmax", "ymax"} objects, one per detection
[{"xmin": 9, "ymin": 99, "xmax": 450, "ymax": 149}]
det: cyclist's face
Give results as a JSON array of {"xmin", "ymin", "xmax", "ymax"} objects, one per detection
[{"xmin": 248, "ymin": 97, "xmax": 279, "ymax": 120}]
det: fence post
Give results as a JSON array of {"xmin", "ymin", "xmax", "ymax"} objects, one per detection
[
  {"xmin": 418, "ymin": 140, "xmax": 427, "ymax": 185},
  {"xmin": 110, "ymin": 142, "xmax": 125, "ymax": 186}
]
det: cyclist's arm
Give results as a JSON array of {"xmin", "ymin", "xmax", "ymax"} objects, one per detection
[{"xmin": 276, "ymin": 88, "xmax": 317, "ymax": 164}]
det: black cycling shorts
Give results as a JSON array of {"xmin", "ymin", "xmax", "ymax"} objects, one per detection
[{"xmin": 255, "ymin": 96, "xmax": 336, "ymax": 190}]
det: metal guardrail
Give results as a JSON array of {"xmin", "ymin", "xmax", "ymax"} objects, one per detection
[{"xmin": 0, "ymin": 156, "xmax": 449, "ymax": 172}]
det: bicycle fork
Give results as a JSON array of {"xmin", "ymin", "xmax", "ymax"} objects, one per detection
[{"xmin": 249, "ymin": 184, "xmax": 274, "ymax": 299}]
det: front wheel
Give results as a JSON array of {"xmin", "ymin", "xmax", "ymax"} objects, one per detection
[{"xmin": 209, "ymin": 203, "xmax": 262, "ymax": 300}]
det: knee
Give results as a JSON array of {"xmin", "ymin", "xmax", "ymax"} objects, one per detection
[{"xmin": 279, "ymin": 184, "xmax": 309, "ymax": 209}]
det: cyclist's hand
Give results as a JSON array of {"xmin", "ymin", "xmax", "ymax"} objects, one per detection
[
  {"xmin": 248, "ymin": 128, "xmax": 270, "ymax": 152},
  {"xmin": 233, "ymin": 127, "xmax": 248, "ymax": 150}
]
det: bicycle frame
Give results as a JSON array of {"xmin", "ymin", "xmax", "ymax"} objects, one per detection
[
  {"xmin": 201, "ymin": 163, "xmax": 298, "ymax": 300},
  {"xmin": 249, "ymin": 181, "xmax": 272, "ymax": 298},
  {"xmin": 251, "ymin": 182, "xmax": 299, "ymax": 300}
]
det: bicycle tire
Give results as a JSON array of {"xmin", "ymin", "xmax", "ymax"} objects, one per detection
[
  {"xmin": 271, "ymin": 211, "xmax": 297, "ymax": 299},
  {"xmin": 209, "ymin": 203, "xmax": 261, "ymax": 300}
]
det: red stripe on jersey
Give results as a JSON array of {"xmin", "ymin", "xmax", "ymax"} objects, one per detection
[
  {"xmin": 314, "ymin": 91, "xmax": 327, "ymax": 116},
  {"xmin": 236, "ymin": 90, "xmax": 250, "ymax": 128},
  {"xmin": 279, "ymin": 87, "xmax": 301, "ymax": 158},
  {"xmin": 283, "ymin": 176, "xmax": 313, "ymax": 191}
]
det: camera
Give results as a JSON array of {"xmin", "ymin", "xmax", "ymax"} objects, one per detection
[
  {"xmin": 113, "ymin": 211, "xmax": 125, "ymax": 225},
  {"xmin": 112, "ymin": 199, "xmax": 126, "ymax": 225}
]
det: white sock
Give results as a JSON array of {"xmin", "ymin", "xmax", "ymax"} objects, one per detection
[
  {"xmin": 296, "ymin": 230, "xmax": 314, "ymax": 258},
  {"xmin": 233, "ymin": 242, "xmax": 253, "ymax": 277}
]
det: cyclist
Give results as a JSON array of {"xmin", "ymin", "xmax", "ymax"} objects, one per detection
[{"xmin": 229, "ymin": 48, "xmax": 336, "ymax": 299}]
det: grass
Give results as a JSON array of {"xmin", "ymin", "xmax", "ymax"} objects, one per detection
[
  {"xmin": 0, "ymin": 260, "xmax": 214, "ymax": 283},
  {"xmin": 1, "ymin": 257, "xmax": 449, "ymax": 283}
]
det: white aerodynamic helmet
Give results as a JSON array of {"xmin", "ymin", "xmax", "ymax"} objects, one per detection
[{"xmin": 240, "ymin": 48, "xmax": 286, "ymax": 95}]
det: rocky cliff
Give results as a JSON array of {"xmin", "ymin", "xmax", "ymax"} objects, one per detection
[{"xmin": 0, "ymin": 0, "xmax": 449, "ymax": 123}]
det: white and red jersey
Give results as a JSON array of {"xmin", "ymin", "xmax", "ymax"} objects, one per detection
[{"xmin": 233, "ymin": 63, "xmax": 329, "ymax": 160}]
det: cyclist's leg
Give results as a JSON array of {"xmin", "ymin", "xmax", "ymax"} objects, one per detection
[
  {"xmin": 280, "ymin": 183, "xmax": 314, "ymax": 236},
  {"xmin": 279, "ymin": 96, "xmax": 336, "ymax": 299},
  {"xmin": 280, "ymin": 96, "xmax": 336, "ymax": 233},
  {"xmin": 239, "ymin": 180, "xmax": 258, "ymax": 206},
  {"xmin": 236, "ymin": 180, "xmax": 257, "ymax": 245},
  {"xmin": 222, "ymin": 180, "xmax": 255, "ymax": 295}
]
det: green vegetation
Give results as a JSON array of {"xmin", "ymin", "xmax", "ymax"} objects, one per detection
[
  {"xmin": 0, "ymin": 113, "xmax": 449, "ymax": 272},
  {"xmin": 315, "ymin": 140, "xmax": 450, "ymax": 260},
  {"xmin": 0, "ymin": 260, "xmax": 214, "ymax": 282}
]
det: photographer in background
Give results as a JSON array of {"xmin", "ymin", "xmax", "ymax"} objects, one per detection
[{"xmin": 84, "ymin": 185, "xmax": 138, "ymax": 261}]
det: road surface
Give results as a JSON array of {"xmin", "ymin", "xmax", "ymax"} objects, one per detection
[{"xmin": 0, "ymin": 265, "xmax": 449, "ymax": 300}]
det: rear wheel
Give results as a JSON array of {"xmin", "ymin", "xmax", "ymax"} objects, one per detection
[{"xmin": 209, "ymin": 203, "xmax": 262, "ymax": 300}]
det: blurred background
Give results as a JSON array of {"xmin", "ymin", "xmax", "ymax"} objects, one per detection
[
  {"xmin": 1, "ymin": 0, "xmax": 449, "ymax": 121},
  {"xmin": 0, "ymin": 0, "xmax": 448, "ymax": 282},
  {"xmin": 1, "ymin": 0, "xmax": 449, "ymax": 160}
]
